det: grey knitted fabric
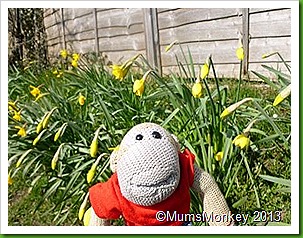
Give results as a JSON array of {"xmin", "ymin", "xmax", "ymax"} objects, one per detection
[
  {"xmin": 88, "ymin": 207, "xmax": 110, "ymax": 226},
  {"xmin": 192, "ymin": 164, "xmax": 234, "ymax": 226},
  {"xmin": 89, "ymin": 123, "xmax": 232, "ymax": 226},
  {"xmin": 116, "ymin": 123, "xmax": 180, "ymax": 206}
]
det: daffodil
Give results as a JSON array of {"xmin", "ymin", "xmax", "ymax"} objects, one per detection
[
  {"xmin": 60, "ymin": 49, "xmax": 68, "ymax": 59},
  {"xmin": 236, "ymin": 39, "xmax": 244, "ymax": 61},
  {"xmin": 71, "ymin": 60, "xmax": 78, "ymax": 68},
  {"xmin": 165, "ymin": 40, "xmax": 178, "ymax": 52},
  {"xmin": 201, "ymin": 61, "xmax": 210, "ymax": 80},
  {"xmin": 90, "ymin": 127, "xmax": 101, "ymax": 157},
  {"xmin": 78, "ymin": 93, "xmax": 86, "ymax": 106},
  {"xmin": 79, "ymin": 192, "xmax": 89, "ymax": 221},
  {"xmin": 86, "ymin": 165, "xmax": 97, "ymax": 184},
  {"xmin": 51, "ymin": 143, "xmax": 64, "ymax": 170},
  {"xmin": 111, "ymin": 64, "xmax": 130, "ymax": 80},
  {"xmin": 220, "ymin": 98, "xmax": 253, "ymax": 119},
  {"xmin": 8, "ymin": 174, "xmax": 13, "ymax": 185},
  {"xmin": 72, "ymin": 53, "xmax": 80, "ymax": 61},
  {"xmin": 35, "ymin": 93, "xmax": 49, "ymax": 102},
  {"xmin": 15, "ymin": 124, "xmax": 26, "ymax": 137},
  {"xmin": 54, "ymin": 123, "xmax": 68, "ymax": 142},
  {"xmin": 273, "ymin": 84, "xmax": 291, "ymax": 106},
  {"xmin": 133, "ymin": 78, "xmax": 145, "ymax": 96},
  {"xmin": 33, "ymin": 129, "xmax": 47, "ymax": 146},
  {"xmin": 8, "ymin": 101, "xmax": 18, "ymax": 111},
  {"xmin": 215, "ymin": 151, "xmax": 223, "ymax": 162},
  {"xmin": 13, "ymin": 111, "xmax": 21, "ymax": 121},
  {"xmin": 233, "ymin": 134, "xmax": 250, "ymax": 150},
  {"xmin": 262, "ymin": 52, "xmax": 277, "ymax": 59},
  {"xmin": 42, "ymin": 107, "xmax": 58, "ymax": 129},
  {"xmin": 36, "ymin": 112, "xmax": 48, "ymax": 134},
  {"xmin": 192, "ymin": 81, "xmax": 203, "ymax": 98},
  {"xmin": 30, "ymin": 85, "xmax": 43, "ymax": 98}
]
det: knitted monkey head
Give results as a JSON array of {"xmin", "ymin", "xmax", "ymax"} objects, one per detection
[{"xmin": 110, "ymin": 123, "xmax": 181, "ymax": 206}]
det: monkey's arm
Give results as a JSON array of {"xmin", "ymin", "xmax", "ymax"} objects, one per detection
[
  {"xmin": 84, "ymin": 207, "xmax": 111, "ymax": 226},
  {"xmin": 191, "ymin": 164, "xmax": 234, "ymax": 226}
]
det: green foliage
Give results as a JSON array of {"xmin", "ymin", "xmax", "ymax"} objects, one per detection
[{"xmin": 8, "ymin": 49, "xmax": 291, "ymax": 226}]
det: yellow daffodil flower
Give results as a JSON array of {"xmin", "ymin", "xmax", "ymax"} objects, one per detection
[
  {"xmin": 60, "ymin": 49, "xmax": 68, "ymax": 59},
  {"xmin": 133, "ymin": 79, "xmax": 145, "ymax": 96},
  {"xmin": 236, "ymin": 47, "xmax": 244, "ymax": 61},
  {"xmin": 15, "ymin": 125, "xmax": 26, "ymax": 137},
  {"xmin": 8, "ymin": 174, "xmax": 13, "ymax": 185},
  {"xmin": 36, "ymin": 112, "xmax": 48, "ymax": 134},
  {"xmin": 90, "ymin": 127, "xmax": 101, "ymax": 157},
  {"xmin": 78, "ymin": 93, "xmax": 86, "ymax": 106},
  {"xmin": 79, "ymin": 193, "xmax": 89, "ymax": 221},
  {"xmin": 215, "ymin": 151, "xmax": 223, "ymax": 162},
  {"xmin": 72, "ymin": 53, "xmax": 80, "ymax": 61},
  {"xmin": 111, "ymin": 64, "xmax": 130, "ymax": 81},
  {"xmin": 273, "ymin": 84, "xmax": 291, "ymax": 106},
  {"xmin": 35, "ymin": 93, "xmax": 49, "ymax": 102},
  {"xmin": 30, "ymin": 85, "xmax": 43, "ymax": 98},
  {"xmin": 192, "ymin": 81, "xmax": 203, "ymax": 98},
  {"xmin": 220, "ymin": 98, "xmax": 253, "ymax": 119},
  {"xmin": 8, "ymin": 101, "xmax": 18, "ymax": 111},
  {"xmin": 233, "ymin": 134, "xmax": 250, "ymax": 150},
  {"xmin": 13, "ymin": 111, "xmax": 21, "ymax": 121},
  {"xmin": 201, "ymin": 62, "xmax": 210, "ymax": 80},
  {"xmin": 71, "ymin": 60, "xmax": 78, "ymax": 68}
]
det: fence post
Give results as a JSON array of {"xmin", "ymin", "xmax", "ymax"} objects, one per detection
[
  {"xmin": 242, "ymin": 8, "xmax": 250, "ymax": 77},
  {"xmin": 60, "ymin": 8, "xmax": 67, "ymax": 50},
  {"xmin": 92, "ymin": 8, "xmax": 100, "ymax": 54},
  {"xmin": 143, "ymin": 8, "xmax": 162, "ymax": 75}
]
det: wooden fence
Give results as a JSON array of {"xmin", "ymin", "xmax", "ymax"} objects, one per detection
[{"xmin": 43, "ymin": 8, "xmax": 291, "ymax": 79}]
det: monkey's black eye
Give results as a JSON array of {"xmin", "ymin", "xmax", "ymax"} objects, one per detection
[
  {"xmin": 152, "ymin": 131, "xmax": 162, "ymax": 139},
  {"xmin": 136, "ymin": 134, "xmax": 143, "ymax": 140}
]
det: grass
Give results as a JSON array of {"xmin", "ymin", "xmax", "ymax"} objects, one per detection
[
  {"xmin": 8, "ymin": 49, "xmax": 291, "ymax": 226},
  {"xmin": 8, "ymin": 77, "xmax": 290, "ymax": 226}
]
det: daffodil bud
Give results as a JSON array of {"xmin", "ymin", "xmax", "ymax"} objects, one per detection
[
  {"xmin": 51, "ymin": 143, "xmax": 64, "ymax": 170},
  {"xmin": 79, "ymin": 192, "xmax": 89, "ymax": 221},
  {"xmin": 8, "ymin": 174, "xmax": 13, "ymax": 185},
  {"xmin": 215, "ymin": 151, "xmax": 224, "ymax": 162},
  {"xmin": 220, "ymin": 98, "xmax": 253, "ymax": 119},
  {"xmin": 200, "ymin": 63, "xmax": 209, "ymax": 80},
  {"xmin": 273, "ymin": 84, "xmax": 291, "ymax": 107},
  {"xmin": 54, "ymin": 123, "xmax": 68, "ymax": 142},
  {"xmin": 16, "ymin": 149, "xmax": 32, "ymax": 168},
  {"xmin": 42, "ymin": 107, "xmax": 58, "ymax": 129},
  {"xmin": 33, "ymin": 129, "xmax": 47, "ymax": 146},
  {"xmin": 78, "ymin": 94, "xmax": 86, "ymax": 106},
  {"xmin": 165, "ymin": 40, "xmax": 178, "ymax": 52},
  {"xmin": 192, "ymin": 81, "xmax": 203, "ymax": 98},
  {"xmin": 90, "ymin": 127, "xmax": 101, "ymax": 157},
  {"xmin": 236, "ymin": 47, "xmax": 244, "ymax": 61}
]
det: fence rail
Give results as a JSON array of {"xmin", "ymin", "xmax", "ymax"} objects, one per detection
[{"xmin": 43, "ymin": 8, "xmax": 291, "ymax": 79}]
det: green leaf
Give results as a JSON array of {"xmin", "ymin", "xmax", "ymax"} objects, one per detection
[{"xmin": 259, "ymin": 175, "xmax": 291, "ymax": 187}]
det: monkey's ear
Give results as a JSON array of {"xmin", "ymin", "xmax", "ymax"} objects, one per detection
[{"xmin": 170, "ymin": 134, "xmax": 180, "ymax": 152}]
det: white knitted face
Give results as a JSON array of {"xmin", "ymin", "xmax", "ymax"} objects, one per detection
[{"xmin": 116, "ymin": 123, "xmax": 180, "ymax": 206}]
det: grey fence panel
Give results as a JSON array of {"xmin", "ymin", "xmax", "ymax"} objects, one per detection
[{"xmin": 43, "ymin": 8, "xmax": 291, "ymax": 79}]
